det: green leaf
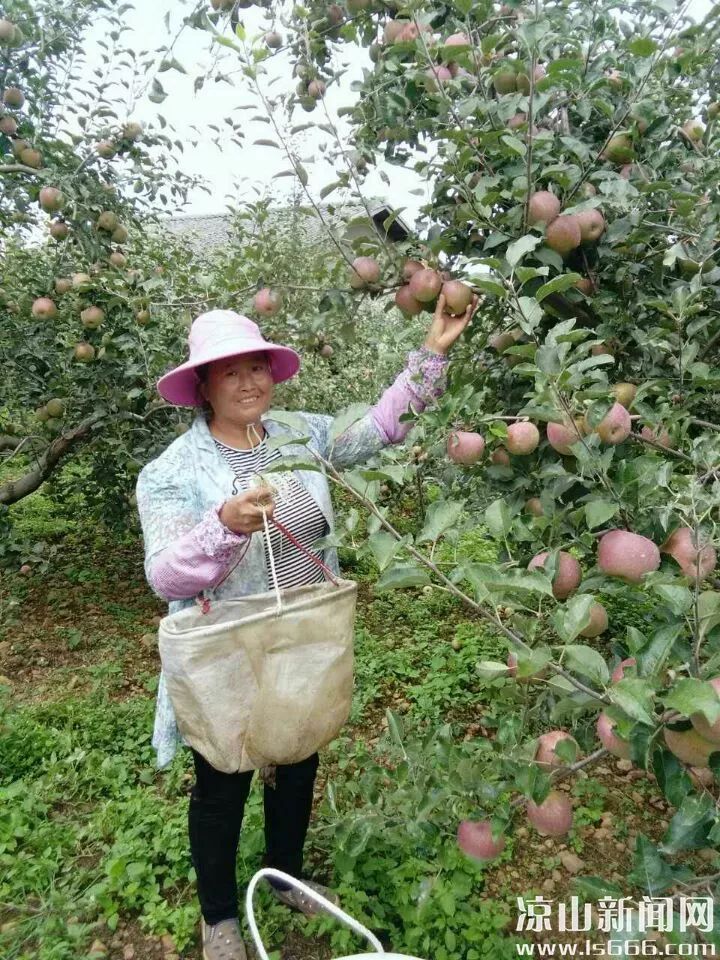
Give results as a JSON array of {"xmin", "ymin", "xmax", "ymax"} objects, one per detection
[
  {"xmin": 534, "ymin": 345, "xmax": 561, "ymax": 374},
  {"xmin": 265, "ymin": 435, "xmax": 310, "ymax": 452},
  {"xmin": 627, "ymin": 836, "xmax": 675, "ymax": 894},
  {"xmin": 253, "ymin": 138, "xmax": 281, "ymax": 148},
  {"xmin": 329, "ymin": 403, "xmax": 370, "ymax": 443},
  {"xmin": 501, "ymin": 134, "xmax": 527, "ymax": 156},
  {"xmin": 320, "ymin": 180, "xmax": 340, "ymax": 200},
  {"xmin": 584, "ymin": 500, "xmax": 618, "ymax": 529},
  {"xmin": 562, "ymin": 643, "xmax": 610, "ymax": 685},
  {"xmin": 699, "ymin": 591, "xmax": 720, "ymax": 638},
  {"xmin": 418, "ymin": 500, "xmax": 464, "ymax": 544},
  {"xmin": 511, "ymin": 646, "xmax": 552, "ymax": 679},
  {"xmin": 262, "ymin": 457, "xmax": 320, "ymax": 473},
  {"xmin": 506, "ymin": 235, "xmax": 541, "ymax": 267},
  {"xmin": 476, "ymin": 660, "xmax": 511, "ymax": 680},
  {"xmin": 651, "ymin": 584, "xmax": 692, "ymax": 615},
  {"xmin": 653, "ymin": 749, "xmax": 692, "ymax": 808},
  {"xmin": 552, "ymin": 596, "xmax": 596, "ymax": 643},
  {"xmin": 484, "ymin": 499, "xmax": 511, "ymax": 539},
  {"xmin": 158, "ymin": 57, "xmax": 186, "ymax": 74},
  {"xmin": 660, "ymin": 793, "xmax": 714, "ymax": 854},
  {"xmin": 515, "ymin": 296, "xmax": 543, "ymax": 330},
  {"xmin": 148, "ymin": 77, "xmax": 167, "ymax": 104},
  {"xmin": 584, "ymin": 398, "xmax": 613, "ymax": 429},
  {"xmin": 368, "ymin": 531, "xmax": 403, "ymax": 572},
  {"xmin": 344, "ymin": 817, "xmax": 374, "ymax": 858},
  {"xmin": 357, "ymin": 466, "xmax": 406, "ymax": 485},
  {"xmin": 536, "ymin": 273, "xmax": 582, "ymax": 302},
  {"xmin": 628, "ymin": 37, "xmax": 657, "ymax": 57},
  {"xmin": 610, "ymin": 678, "xmax": 655, "ymax": 726},
  {"xmin": 374, "ymin": 563, "xmax": 430, "ymax": 592},
  {"xmin": 296, "ymin": 163, "xmax": 309, "ymax": 187},
  {"xmin": 215, "ymin": 33, "xmax": 240, "ymax": 50},
  {"xmin": 462, "ymin": 564, "xmax": 554, "ymax": 600},
  {"xmin": 386, "ymin": 708, "xmax": 406, "ymax": 751},
  {"xmin": 636, "ymin": 625, "xmax": 680, "ymax": 676},
  {"xmin": 472, "ymin": 278, "xmax": 506, "ymax": 298},
  {"xmin": 267, "ymin": 410, "xmax": 309, "ymax": 435},
  {"xmin": 663, "ymin": 678, "xmax": 720, "ymax": 725},
  {"xmin": 572, "ymin": 877, "xmax": 623, "ymax": 900}
]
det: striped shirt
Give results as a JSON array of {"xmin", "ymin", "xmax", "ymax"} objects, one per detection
[{"xmin": 214, "ymin": 437, "xmax": 328, "ymax": 589}]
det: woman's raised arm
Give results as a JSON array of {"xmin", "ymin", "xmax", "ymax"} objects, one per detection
[{"xmin": 314, "ymin": 292, "xmax": 479, "ymax": 468}]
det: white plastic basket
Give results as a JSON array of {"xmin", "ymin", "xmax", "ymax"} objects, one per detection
[{"xmin": 245, "ymin": 868, "xmax": 428, "ymax": 960}]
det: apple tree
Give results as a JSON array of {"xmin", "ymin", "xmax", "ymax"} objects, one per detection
[{"xmin": 200, "ymin": 0, "xmax": 720, "ymax": 932}]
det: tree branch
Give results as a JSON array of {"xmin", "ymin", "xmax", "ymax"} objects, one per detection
[
  {"xmin": 0, "ymin": 415, "xmax": 104, "ymax": 505},
  {"xmin": 0, "ymin": 163, "xmax": 45, "ymax": 176},
  {"xmin": 312, "ymin": 449, "xmax": 609, "ymax": 705}
]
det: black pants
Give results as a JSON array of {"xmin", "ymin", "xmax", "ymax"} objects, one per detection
[{"xmin": 188, "ymin": 748, "xmax": 320, "ymax": 925}]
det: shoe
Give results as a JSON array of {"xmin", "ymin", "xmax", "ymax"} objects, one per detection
[
  {"xmin": 270, "ymin": 879, "xmax": 341, "ymax": 917},
  {"xmin": 201, "ymin": 917, "xmax": 247, "ymax": 960}
]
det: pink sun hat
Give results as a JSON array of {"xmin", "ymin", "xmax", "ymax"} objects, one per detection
[{"xmin": 157, "ymin": 309, "xmax": 301, "ymax": 407}]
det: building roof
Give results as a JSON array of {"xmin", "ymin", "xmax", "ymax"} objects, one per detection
[{"xmin": 162, "ymin": 201, "xmax": 412, "ymax": 254}]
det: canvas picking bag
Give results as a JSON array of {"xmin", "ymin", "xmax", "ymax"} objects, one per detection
[{"xmin": 158, "ymin": 512, "xmax": 357, "ymax": 773}]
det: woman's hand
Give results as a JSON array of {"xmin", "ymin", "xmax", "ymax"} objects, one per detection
[
  {"xmin": 219, "ymin": 486, "xmax": 275, "ymax": 535},
  {"xmin": 423, "ymin": 292, "xmax": 479, "ymax": 356}
]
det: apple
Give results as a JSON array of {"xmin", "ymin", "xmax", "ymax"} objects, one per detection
[
  {"xmin": 447, "ymin": 430, "xmax": 485, "ymax": 465},
  {"xmin": 589, "ymin": 402, "xmax": 631, "ymax": 445},
  {"xmin": 409, "ymin": 268, "xmax": 442, "ymax": 303},
  {"xmin": 81, "ymin": 306, "xmax": 105, "ymax": 329},
  {"xmin": 74, "ymin": 342, "xmax": 96, "ymax": 363},
  {"xmin": 612, "ymin": 383, "xmax": 637, "ymax": 408},
  {"xmin": 597, "ymin": 530, "xmax": 660, "ymax": 583},
  {"xmin": 545, "ymin": 215, "xmax": 582, "ymax": 256},
  {"xmin": 579, "ymin": 602, "xmax": 608, "ymax": 638},
  {"xmin": 690, "ymin": 677, "xmax": 720, "ymax": 744},
  {"xmin": 527, "ymin": 191, "xmax": 561, "ymax": 226},
  {"xmin": 661, "ymin": 527, "xmax": 717, "ymax": 580},
  {"xmin": 597, "ymin": 713, "xmax": 631, "ymax": 759},
  {"xmin": 395, "ymin": 285, "xmax": 423, "ymax": 316},
  {"xmin": 457, "ymin": 820, "xmax": 505, "ymax": 861},
  {"xmin": 528, "ymin": 551, "xmax": 582, "ymax": 600},
  {"xmin": 577, "ymin": 209, "xmax": 606, "ymax": 243},
  {"xmin": 527, "ymin": 791, "xmax": 573, "ymax": 837},
  {"xmin": 535, "ymin": 730, "xmax": 578, "ymax": 768},
  {"xmin": 506, "ymin": 422, "xmax": 540, "ymax": 455},
  {"xmin": 349, "ymin": 256, "xmax": 380, "ymax": 289},
  {"xmin": 31, "ymin": 297, "xmax": 57, "ymax": 320},
  {"xmin": 442, "ymin": 280, "xmax": 473, "ymax": 314},
  {"xmin": 254, "ymin": 288, "xmax": 282, "ymax": 317},
  {"xmin": 664, "ymin": 727, "xmax": 717, "ymax": 767},
  {"xmin": 38, "ymin": 187, "xmax": 64, "ymax": 213},
  {"xmin": 546, "ymin": 419, "xmax": 584, "ymax": 455},
  {"xmin": 611, "ymin": 658, "xmax": 636, "ymax": 683}
]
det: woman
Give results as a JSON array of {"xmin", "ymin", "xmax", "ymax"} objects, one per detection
[{"xmin": 136, "ymin": 294, "xmax": 476, "ymax": 960}]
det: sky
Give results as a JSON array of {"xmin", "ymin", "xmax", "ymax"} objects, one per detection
[{"xmin": 86, "ymin": 0, "xmax": 713, "ymax": 229}]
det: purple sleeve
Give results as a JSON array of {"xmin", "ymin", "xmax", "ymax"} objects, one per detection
[
  {"xmin": 147, "ymin": 503, "xmax": 249, "ymax": 601},
  {"xmin": 370, "ymin": 346, "xmax": 449, "ymax": 444}
]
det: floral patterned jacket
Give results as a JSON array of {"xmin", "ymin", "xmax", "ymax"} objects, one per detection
[{"xmin": 136, "ymin": 347, "xmax": 448, "ymax": 769}]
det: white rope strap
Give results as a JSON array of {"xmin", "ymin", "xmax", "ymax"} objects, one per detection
[
  {"xmin": 245, "ymin": 868, "xmax": 385, "ymax": 959},
  {"xmin": 261, "ymin": 505, "xmax": 282, "ymax": 614}
]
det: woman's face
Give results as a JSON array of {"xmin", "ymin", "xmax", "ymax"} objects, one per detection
[{"xmin": 200, "ymin": 351, "xmax": 274, "ymax": 425}]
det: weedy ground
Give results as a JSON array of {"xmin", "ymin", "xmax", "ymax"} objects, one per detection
[{"xmin": 0, "ymin": 491, "xmax": 707, "ymax": 960}]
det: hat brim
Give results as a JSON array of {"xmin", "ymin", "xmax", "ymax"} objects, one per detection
[{"xmin": 157, "ymin": 343, "xmax": 301, "ymax": 407}]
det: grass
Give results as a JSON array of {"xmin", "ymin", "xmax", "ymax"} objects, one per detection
[{"xmin": 0, "ymin": 489, "xmax": 706, "ymax": 959}]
